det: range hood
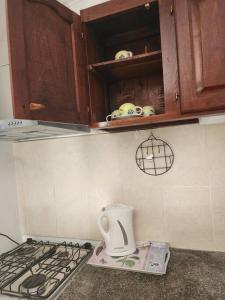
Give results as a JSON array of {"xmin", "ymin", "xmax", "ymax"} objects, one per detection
[
  {"xmin": 199, "ymin": 115, "xmax": 225, "ymax": 125},
  {"xmin": 0, "ymin": 119, "xmax": 98, "ymax": 142}
]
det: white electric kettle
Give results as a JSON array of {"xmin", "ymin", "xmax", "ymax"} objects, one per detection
[{"xmin": 97, "ymin": 204, "xmax": 136, "ymax": 256}]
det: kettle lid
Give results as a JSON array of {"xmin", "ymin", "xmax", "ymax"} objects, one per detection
[{"xmin": 102, "ymin": 203, "xmax": 133, "ymax": 211}]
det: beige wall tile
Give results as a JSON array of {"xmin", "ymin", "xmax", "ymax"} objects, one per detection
[
  {"xmin": 22, "ymin": 185, "xmax": 57, "ymax": 237},
  {"xmin": 117, "ymin": 125, "xmax": 209, "ymax": 189},
  {"xmin": 0, "ymin": 39, "xmax": 9, "ymax": 66},
  {"xmin": 163, "ymin": 187, "xmax": 213, "ymax": 250},
  {"xmin": 206, "ymin": 124, "xmax": 225, "ymax": 188},
  {"xmin": 50, "ymin": 134, "xmax": 123, "ymax": 239},
  {"xmin": 211, "ymin": 187, "xmax": 225, "ymax": 251},
  {"xmin": 14, "ymin": 141, "xmax": 56, "ymax": 236},
  {"xmin": 121, "ymin": 186, "xmax": 166, "ymax": 242},
  {"xmin": 156, "ymin": 125, "xmax": 209, "ymax": 186}
]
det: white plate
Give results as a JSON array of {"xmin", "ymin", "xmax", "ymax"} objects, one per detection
[{"xmin": 111, "ymin": 114, "xmax": 143, "ymax": 120}]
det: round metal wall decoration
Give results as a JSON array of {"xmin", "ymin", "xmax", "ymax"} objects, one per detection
[{"xmin": 136, "ymin": 133, "xmax": 174, "ymax": 176}]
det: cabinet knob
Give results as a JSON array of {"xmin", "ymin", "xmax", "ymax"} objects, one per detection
[{"xmin": 29, "ymin": 102, "xmax": 46, "ymax": 111}]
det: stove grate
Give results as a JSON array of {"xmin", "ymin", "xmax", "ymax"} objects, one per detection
[
  {"xmin": 0, "ymin": 240, "xmax": 56, "ymax": 290},
  {"xmin": 0, "ymin": 240, "xmax": 92, "ymax": 299}
]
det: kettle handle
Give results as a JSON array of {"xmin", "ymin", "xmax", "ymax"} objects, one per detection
[{"xmin": 97, "ymin": 211, "xmax": 110, "ymax": 243}]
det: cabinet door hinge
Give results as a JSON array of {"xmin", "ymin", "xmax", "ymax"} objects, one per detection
[
  {"xmin": 175, "ymin": 92, "xmax": 180, "ymax": 101},
  {"xmin": 170, "ymin": 4, "xmax": 174, "ymax": 15},
  {"xmin": 144, "ymin": 3, "xmax": 150, "ymax": 10}
]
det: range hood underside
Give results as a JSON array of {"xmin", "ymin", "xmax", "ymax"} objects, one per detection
[{"xmin": 0, "ymin": 120, "xmax": 100, "ymax": 142}]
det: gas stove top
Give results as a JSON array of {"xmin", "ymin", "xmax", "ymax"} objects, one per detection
[{"xmin": 0, "ymin": 239, "xmax": 92, "ymax": 299}]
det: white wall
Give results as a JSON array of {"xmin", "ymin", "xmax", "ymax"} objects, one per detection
[
  {"xmin": 0, "ymin": 0, "xmax": 13, "ymax": 119},
  {"xmin": 0, "ymin": 0, "xmax": 21, "ymax": 254},
  {"xmin": 57, "ymin": 0, "xmax": 109, "ymax": 14},
  {"xmin": 0, "ymin": 142, "xmax": 21, "ymax": 254}
]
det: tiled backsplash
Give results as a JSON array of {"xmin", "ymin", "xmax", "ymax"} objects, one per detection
[{"xmin": 14, "ymin": 123, "xmax": 225, "ymax": 251}]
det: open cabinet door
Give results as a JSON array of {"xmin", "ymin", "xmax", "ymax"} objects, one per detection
[
  {"xmin": 174, "ymin": 0, "xmax": 225, "ymax": 114},
  {"xmin": 7, "ymin": 0, "xmax": 89, "ymax": 124}
]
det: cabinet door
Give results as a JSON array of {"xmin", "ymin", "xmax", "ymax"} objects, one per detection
[
  {"xmin": 159, "ymin": 0, "xmax": 180, "ymax": 116},
  {"xmin": 7, "ymin": 0, "xmax": 89, "ymax": 124},
  {"xmin": 175, "ymin": 0, "xmax": 225, "ymax": 113}
]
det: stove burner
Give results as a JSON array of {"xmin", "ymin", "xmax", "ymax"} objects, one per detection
[
  {"xmin": 22, "ymin": 274, "xmax": 46, "ymax": 289},
  {"xmin": 16, "ymin": 246, "xmax": 36, "ymax": 256},
  {"xmin": 57, "ymin": 251, "xmax": 70, "ymax": 267},
  {"xmin": 57, "ymin": 251, "xmax": 69, "ymax": 259},
  {"xmin": 61, "ymin": 259, "xmax": 71, "ymax": 267},
  {"xmin": 21, "ymin": 274, "xmax": 46, "ymax": 295}
]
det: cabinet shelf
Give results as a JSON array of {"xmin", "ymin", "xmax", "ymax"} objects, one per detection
[
  {"xmin": 92, "ymin": 114, "xmax": 169, "ymax": 129},
  {"xmin": 91, "ymin": 113, "xmax": 199, "ymax": 131},
  {"xmin": 88, "ymin": 51, "xmax": 162, "ymax": 80}
]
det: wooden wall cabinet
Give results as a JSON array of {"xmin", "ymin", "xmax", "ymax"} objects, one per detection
[
  {"xmin": 81, "ymin": 0, "xmax": 225, "ymax": 130},
  {"xmin": 7, "ymin": 0, "xmax": 225, "ymax": 130},
  {"xmin": 81, "ymin": 0, "xmax": 182, "ymax": 130},
  {"xmin": 174, "ymin": 0, "xmax": 225, "ymax": 114}
]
